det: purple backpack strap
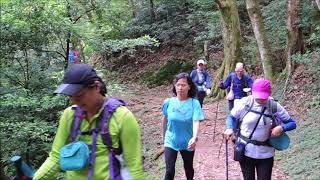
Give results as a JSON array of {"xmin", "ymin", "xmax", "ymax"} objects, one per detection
[
  {"xmin": 88, "ymin": 98, "xmax": 126, "ymax": 180},
  {"xmin": 87, "ymin": 128, "xmax": 100, "ymax": 179},
  {"xmin": 103, "ymin": 98, "xmax": 126, "ymax": 180},
  {"xmin": 70, "ymin": 106, "xmax": 83, "ymax": 141}
]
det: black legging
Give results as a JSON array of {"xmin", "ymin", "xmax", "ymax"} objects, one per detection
[
  {"xmin": 164, "ymin": 147, "xmax": 195, "ymax": 180},
  {"xmin": 239, "ymin": 155, "xmax": 274, "ymax": 180},
  {"xmin": 197, "ymin": 91, "xmax": 206, "ymax": 108}
]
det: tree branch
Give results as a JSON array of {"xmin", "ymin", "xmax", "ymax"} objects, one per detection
[
  {"xmin": 3, "ymin": 73, "xmax": 24, "ymax": 88},
  {"xmin": 72, "ymin": 8, "xmax": 96, "ymax": 23}
]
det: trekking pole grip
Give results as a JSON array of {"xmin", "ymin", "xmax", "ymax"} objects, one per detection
[{"xmin": 225, "ymin": 140, "xmax": 228, "ymax": 180}]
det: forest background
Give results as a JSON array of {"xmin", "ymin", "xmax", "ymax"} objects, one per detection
[{"xmin": 1, "ymin": 0, "xmax": 319, "ymax": 179}]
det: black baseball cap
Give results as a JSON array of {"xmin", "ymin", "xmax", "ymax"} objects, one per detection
[{"xmin": 54, "ymin": 64, "xmax": 99, "ymax": 96}]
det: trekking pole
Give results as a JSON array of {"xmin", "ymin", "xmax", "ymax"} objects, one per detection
[
  {"xmin": 212, "ymin": 100, "xmax": 219, "ymax": 142},
  {"xmin": 217, "ymin": 134, "xmax": 224, "ymax": 158},
  {"xmin": 225, "ymin": 139, "xmax": 229, "ymax": 180}
]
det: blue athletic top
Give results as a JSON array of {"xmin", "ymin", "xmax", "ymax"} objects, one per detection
[
  {"xmin": 220, "ymin": 73, "xmax": 253, "ymax": 99},
  {"xmin": 162, "ymin": 97, "xmax": 205, "ymax": 151}
]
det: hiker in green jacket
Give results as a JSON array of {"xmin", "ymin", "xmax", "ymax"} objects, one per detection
[{"xmin": 33, "ymin": 64, "xmax": 144, "ymax": 180}]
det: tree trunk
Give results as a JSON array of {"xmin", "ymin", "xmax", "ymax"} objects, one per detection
[
  {"xmin": 0, "ymin": 139, "xmax": 6, "ymax": 180},
  {"xmin": 284, "ymin": 0, "xmax": 299, "ymax": 74},
  {"xmin": 204, "ymin": 40, "xmax": 210, "ymax": 61},
  {"xmin": 129, "ymin": 0, "xmax": 139, "ymax": 18},
  {"xmin": 65, "ymin": 32, "xmax": 71, "ymax": 69},
  {"xmin": 149, "ymin": 0, "xmax": 155, "ymax": 22},
  {"xmin": 182, "ymin": 0, "xmax": 188, "ymax": 15},
  {"xmin": 65, "ymin": 4, "xmax": 71, "ymax": 69},
  {"xmin": 316, "ymin": 0, "xmax": 320, "ymax": 10},
  {"xmin": 246, "ymin": 0, "xmax": 274, "ymax": 82},
  {"xmin": 213, "ymin": 0, "xmax": 242, "ymax": 98},
  {"xmin": 282, "ymin": 0, "xmax": 300, "ymax": 99}
]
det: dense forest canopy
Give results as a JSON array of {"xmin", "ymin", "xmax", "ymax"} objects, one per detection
[{"xmin": 1, "ymin": 0, "xmax": 319, "ymax": 179}]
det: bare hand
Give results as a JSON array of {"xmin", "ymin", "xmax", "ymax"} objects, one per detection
[
  {"xmin": 271, "ymin": 126, "xmax": 283, "ymax": 137},
  {"xmin": 224, "ymin": 129, "xmax": 233, "ymax": 140},
  {"xmin": 188, "ymin": 137, "xmax": 198, "ymax": 150}
]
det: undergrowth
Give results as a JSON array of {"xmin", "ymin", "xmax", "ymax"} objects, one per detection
[
  {"xmin": 273, "ymin": 61, "xmax": 320, "ymax": 179},
  {"xmin": 141, "ymin": 59, "xmax": 193, "ymax": 87}
]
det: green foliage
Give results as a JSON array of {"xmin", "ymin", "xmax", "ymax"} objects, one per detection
[
  {"xmin": 298, "ymin": 1, "xmax": 319, "ymax": 35},
  {"xmin": 142, "ymin": 60, "xmax": 193, "ymax": 87},
  {"xmin": 291, "ymin": 49, "xmax": 320, "ymax": 72},
  {"xmin": 242, "ymin": 36, "xmax": 259, "ymax": 73},
  {"xmin": 276, "ymin": 107, "xmax": 320, "ymax": 179},
  {"xmin": 307, "ymin": 24, "xmax": 320, "ymax": 47},
  {"xmin": 273, "ymin": 54, "xmax": 320, "ymax": 179},
  {"xmin": 192, "ymin": 11, "xmax": 222, "ymax": 48},
  {"xmin": 262, "ymin": 0, "xmax": 286, "ymax": 50},
  {"xmin": 0, "ymin": 89, "xmax": 66, "ymax": 176},
  {"xmin": 102, "ymin": 35, "xmax": 160, "ymax": 55},
  {"xmin": 125, "ymin": 0, "xmax": 216, "ymax": 48}
]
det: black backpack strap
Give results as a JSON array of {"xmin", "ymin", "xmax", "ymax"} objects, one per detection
[
  {"xmin": 239, "ymin": 96, "xmax": 254, "ymax": 123},
  {"xmin": 268, "ymin": 99, "xmax": 278, "ymax": 116},
  {"xmin": 233, "ymin": 96, "xmax": 254, "ymax": 137},
  {"xmin": 267, "ymin": 98, "xmax": 280, "ymax": 128},
  {"xmin": 248, "ymin": 107, "xmax": 267, "ymax": 139},
  {"xmin": 239, "ymin": 107, "xmax": 269, "ymax": 146},
  {"xmin": 231, "ymin": 73, "xmax": 235, "ymax": 84},
  {"xmin": 239, "ymin": 134, "xmax": 270, "ymax": 146},
  {"xmin": 242, "ymin": 74, "xmax": 249, "ymax": 88}
]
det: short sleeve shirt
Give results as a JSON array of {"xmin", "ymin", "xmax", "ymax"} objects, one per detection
[{"xmin": 162, "ymin": 97, "xmax": 205, "ymax": 151}]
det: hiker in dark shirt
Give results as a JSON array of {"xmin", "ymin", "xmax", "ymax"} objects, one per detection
[{"xmin": 218, "ymin": 62, "xmax": 253, "ymax": 110}]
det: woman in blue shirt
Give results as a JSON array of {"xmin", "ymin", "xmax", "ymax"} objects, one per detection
[{"xmin": 161, "ymin": 72, "xmax": 205, "ymax": 180}]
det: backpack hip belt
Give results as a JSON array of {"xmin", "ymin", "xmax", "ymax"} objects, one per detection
[{"xmin": 239, "ymin": 134, "xmax": 271, "ymax": 146}]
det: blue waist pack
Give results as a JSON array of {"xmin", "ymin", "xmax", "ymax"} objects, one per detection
[{"xmin": 59, "ymin": 141, "xmax": 90, "ymax": 171}]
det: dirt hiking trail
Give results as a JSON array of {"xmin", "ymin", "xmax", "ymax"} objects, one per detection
[{"xmin": 120, "ymin": 84, "xmax": 287, "ymax": 180}]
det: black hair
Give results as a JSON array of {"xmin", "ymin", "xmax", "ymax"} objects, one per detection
[
  {"xmin": 98, "ymin": 77, "xmax": 107, "ymax": 96},
  {"xmin": 172, "ymin": 72, "xmax": 197, "ymax": 98},
  {"xmin": 84, "ymin": 77, "xmax": 107, "ymax": 97}
]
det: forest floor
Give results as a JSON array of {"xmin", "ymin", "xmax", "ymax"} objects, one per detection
[{"xmin": 118, "ymin": 83, "xmax": 288, "ymax": 180}]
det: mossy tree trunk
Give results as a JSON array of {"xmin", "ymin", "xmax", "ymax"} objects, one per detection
[
  {"xmin": 149, "ymin": 0, "xmax": 155, "ymax": 22},
  {"xmin": 282, "ymin": 0, "xmax": 300, "ymax": 98},
  {"xmin": 246, "ymin": 0, "xmax": 274, "ymax": 83},
  {"xmin": 129, "ymin": 0, "xmax": 140, "ymax": 18},
  {"xmin": 284, "ymin": 0, "xmax": 300, "ymax": 75},
  {"xmin": 212, "ymin": 0, "xmax": 242, "ymax": 98}
]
